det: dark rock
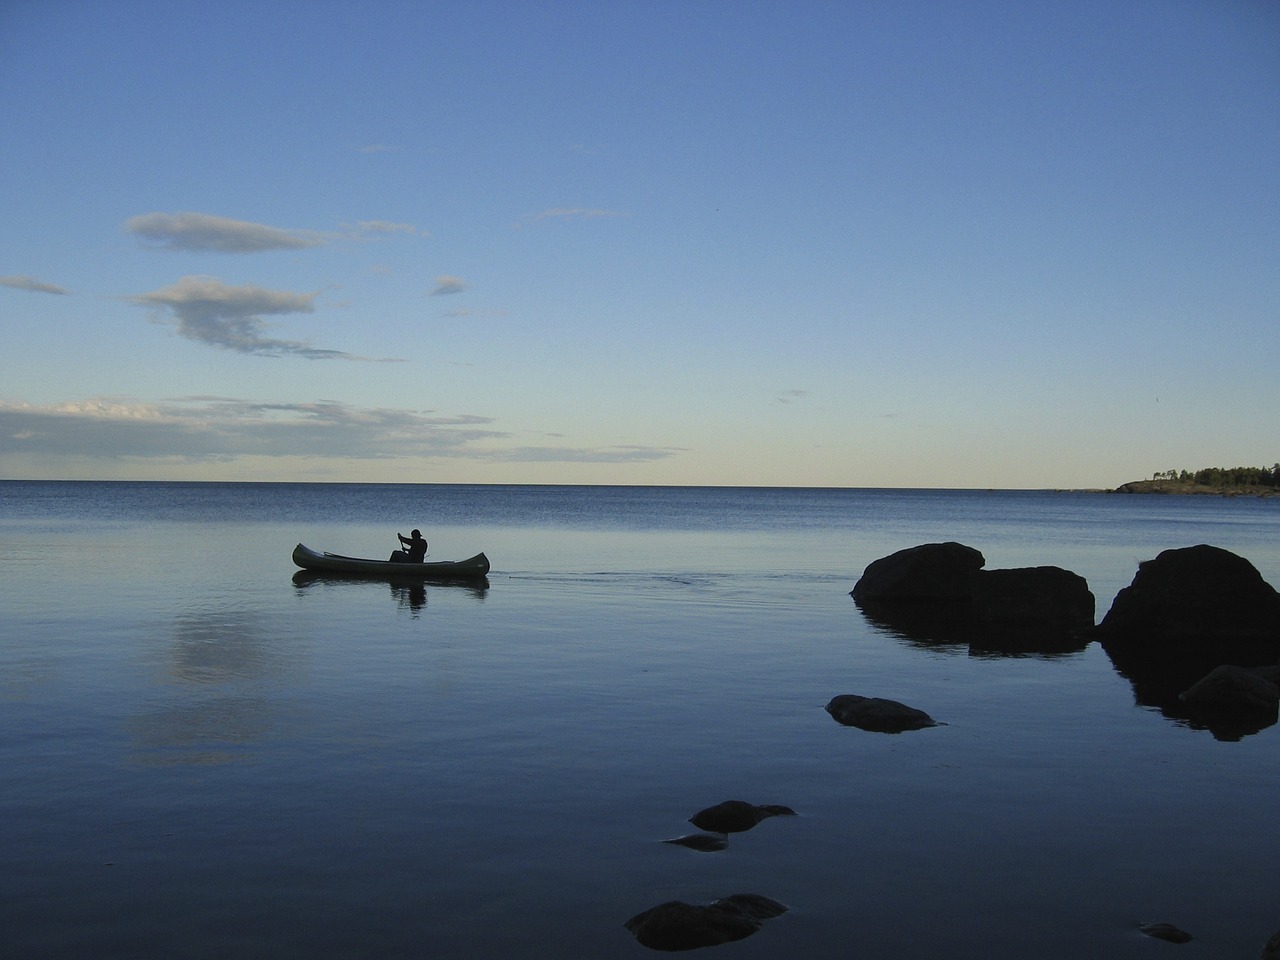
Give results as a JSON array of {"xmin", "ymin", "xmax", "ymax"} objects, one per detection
[
  {"xmin": 1181, "ymin": 664, "xmax": 1280, "ymax": 715},
  {"xmin": 1098, "ymin": 544, "xmax": 1280, "ymax": 651},
  {"xmin": 851, "ymin": 541, "xmax": 985, "ymax": 603},
  {"xmin": 625, "ymin": 894, "xmax": 788, "ymax": 951},
  {"xmin": 625, "ymin": 900, "xmax": 756, "ymax": 951},
  {"xmin": 825, "ymin": 694, "xmax": 939, "ymax": 732},
  {"xmin": 1139, "ymin": 922, "xmax": 1193, "ymax": 943},
  {"xmin": 688, "ymin": 800, "xmax": 796, "ymax": 834},
  {"xmin": 1261, "ymin": 928, "xmax": 1280, "ymax": 959},
  {"xmin": 1098, "ymin": 546, "xmax": 1280, "ymax": 726},
  {"xmin": 1179, "ymin": 665, "xmax": 1279, "ymax": 740},
  {"xmin": 972, "ymin": 566, "xmax": 1095, "ymax": 628},
  {"xmin": 853, "ymin": 544, "xmax": 1094, "ymax": 656},
  {"xmin": 662, "ymin": 833, "xmax": 728, "ymax": 852}
]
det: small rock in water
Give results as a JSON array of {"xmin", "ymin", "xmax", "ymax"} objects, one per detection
[
  {"xmin": 688, "ymin": 799, "xmax": 797, "ymax": 834},
  {"xmin": 625, "ymin": 894, "xmax": 788, "ymax": 951},
  {"xmin": 1261, "ymin": 928, "xmax": 1280, "ymax": 959},
  {"xmin": 1139, "ymin": 922, "xmax": 1193, "ymax": 944},
  {"xmin": 825, "ymin": 694, "xmax": 940, "ymax": 732},
  {"xmin": 662, "ymin": 833, "xmax": 728, "ymax": 852}
]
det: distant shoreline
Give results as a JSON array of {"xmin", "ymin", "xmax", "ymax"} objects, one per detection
[{"xmin": 1111, "ymin": 479, "xmax": 1278, "ymax": 498}]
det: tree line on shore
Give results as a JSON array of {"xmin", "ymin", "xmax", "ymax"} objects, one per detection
[{"xmin": 1150, "ymin": 465, "xmax": 1280, "ymax": 488}]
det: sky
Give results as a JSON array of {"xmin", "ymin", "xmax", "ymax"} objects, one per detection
[{"xmin": 1, "ymin": 0, "xmax": 1277, "ymax": 488}]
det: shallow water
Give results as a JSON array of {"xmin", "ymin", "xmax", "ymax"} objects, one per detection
[{"xmin": 3, "ymin": 482, "xmax": 1279, "ymax": 957}]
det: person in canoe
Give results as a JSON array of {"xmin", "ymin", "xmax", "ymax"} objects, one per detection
[{"xmin": 390, "ymin": 529, "xmax": 428, "ymax": 563}]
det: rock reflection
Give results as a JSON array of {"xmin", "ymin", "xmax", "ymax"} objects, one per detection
[
  {"xmin": 1102, "ymin": 645, "xmax": 1279, "ymax": 741},
  {"xmin": 857, "ymin": 600, "xmax": 1091, "ymax": 658}
]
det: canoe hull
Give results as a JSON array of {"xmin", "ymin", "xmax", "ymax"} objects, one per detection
[{"xmin": 292, "ymin": 543, "xmax": 490, "ymax": 580}]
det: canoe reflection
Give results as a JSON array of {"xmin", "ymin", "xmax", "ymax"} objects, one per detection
[{"xmin": 291, "ymin": 570, "xmax": 490, "ymax": 608}]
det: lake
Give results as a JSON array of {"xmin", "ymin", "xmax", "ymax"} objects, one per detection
[{"xmin": 2, "ymin": 482, "xmax": 1279, "ymax": 958}]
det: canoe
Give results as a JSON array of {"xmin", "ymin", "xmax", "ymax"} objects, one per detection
[{"xmin": 292, "ymin": 543, "xmax": 490, "ymax": 580}]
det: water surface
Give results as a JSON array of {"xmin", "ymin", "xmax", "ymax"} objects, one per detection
[{"xmin": 3, "ymin": 482, "xmax": 1279, "ymax": 957}]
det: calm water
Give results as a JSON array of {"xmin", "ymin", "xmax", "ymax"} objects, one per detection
[{"xmin": 3, "ymin": 482, "xmax": 1279, "ymax": 958}]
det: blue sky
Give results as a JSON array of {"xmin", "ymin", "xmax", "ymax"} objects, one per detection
[{"xmin": 2, "ymin": 0, "xmax": 1276, "ymax": 487}]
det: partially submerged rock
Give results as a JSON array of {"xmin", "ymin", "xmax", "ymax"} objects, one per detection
[
  {"xmin": 825, "ymin": 694, "xmax": 940, "ymax": 732},
  {"xmin": 852, "ymin": 543, "xmax": 1094, "ymax": 655},
  {"xmin": 1098, "ymin": 544, "xmax": 1280, "ymax": 651},
  {"xmin": 625, "ymin": 894, "xmax": 787, "ymax": 951},
  {"xmin": 688, "ymin": 800, "xmax": 796, "ymax": 834},
  {"xmin": 1139, "ymin": 921, "xmax": 1193, "ymax": 944},
  {"xmin": 1179, "ymin": 665, "xmax": 1280, "ymax": 740},
  {"xmin": 971, "ymin": 566, "xmax": 1094, "ymax": 629},
  {"xmin": 1098, "ymin": 545, "xmax": 1280, "ymax": 725},
  {"xmin": 851, "ymin": 541, "xmax": 985, "ymax": 603}
]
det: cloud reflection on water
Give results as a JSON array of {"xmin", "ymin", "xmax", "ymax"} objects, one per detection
[{"xmin": 128, "ymin": 607, "xmax": 303, "ymax": 765}]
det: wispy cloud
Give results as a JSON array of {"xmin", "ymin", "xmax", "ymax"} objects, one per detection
[
  {"xmin": 342, "ymin": 220, "xmax": 423, "ymax": 240},
  {"xmin": 776, "ymin": 389, "xmax": 809, "ymax": 404},
  {"xmin": 430, "ymin": 275, "xmax": 467, "ymax": 296},
  {"xmin": 479, "ymin": 444, "xmax": 685, "ymax": 463},
  {"xmin": 0, "ymin": 397, "xmax": 501, "ymax": 462},
  {"xmin": 126, "ymin": 275, "xmax": 383, "ymax": 360},
  {"xmin": 438, "ymin": 307, "xmax": 508, "ymax": 320},
  {"xmin": 126, "ymin": 211, "xmax": 326, "ymax": 253},
  {"xmin": 1, "ymin": 275, "xmax": 70, "ymax": 295},
  {"xmin": 0, "ymin": 397, "xmax": 685, "ymax": 466},
  {"xmin": 358, "ymin": 143, "xmax": 400, "ymax": 154},
  {"xmin": 516, "ymin": 207, "xmax": 628, "ymax": 228},
  {"xmin": 126, "ymin": 211, "xmax": 424, "ymax": 252}
]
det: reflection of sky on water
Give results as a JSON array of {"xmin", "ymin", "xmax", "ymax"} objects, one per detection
[
  {"xmin": 6, "ymin": 486, "xmax": 1280, "ymax": 959},
  {"xmin": 168, "ymin": 609, "xmax": 288, "ymax": 684},
  {"xmin": 128, "ymin": 695, "xmax": 274, "ymax": 766},
  {"xmin": 129, "ymin": 607, "xmax": 304, "ymax": 765}
]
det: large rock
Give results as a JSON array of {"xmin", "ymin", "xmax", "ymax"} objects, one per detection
[
  {"xmin": 972, "ymin": 566, "xmax": 1094, "ymax": 627},
  {"xmin": 852, "ymin": 543, "xmax": 1094, "ymax": 655},
  {"xmin": 1098, "ymin": 546, "xmax": 1280, "ymax": 728},
  {"xmin": 851, "ymin": 542, "xmax": 985, "ymax": 603},
  {"xmin": 1098, "ymin": 544, "xmax": 1280, "ymax": 649}
]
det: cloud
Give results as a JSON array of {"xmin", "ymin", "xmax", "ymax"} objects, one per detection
[
  {"xmin": 0, "ymin": 397, "xmax": 684, "ymax": 466},
  {"xmin": 776, "ymin": 389, "xmax": 809, "ymax": 404},
  {"xmin": 358, "ymin": 143, "xmax": 399, "ymax": 154},
  {"xmin": 431, "ymin": 275, "xmax": 467, "ymax": 296},
  {"xmin": 126, "ymin": 211, "xmax": 326, "ymax": 253},
  {"xmin": 516, "ymin": 207, "xmax": 628, "ymax": 228},
  {"xmin": 1, "ymin": 275, "xmax": 70, "ymax": 295},
  {"xmin": 0, "ymin": 397, "xmax": 502, "ymax": 462},
  {"xmin": 479, "ymin": 444, "xmax": 685, "ymax": 463},
  {"xmin": 438, "ymin": 307, "xmax": 508, "ymax": 320},
  {"xmin": 127, "ymin": 275, "xmax": 377, "ymax": 360},
  {"xmin": 342, "ymin": 220, "xmax": 423, "ymax": 240}
]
